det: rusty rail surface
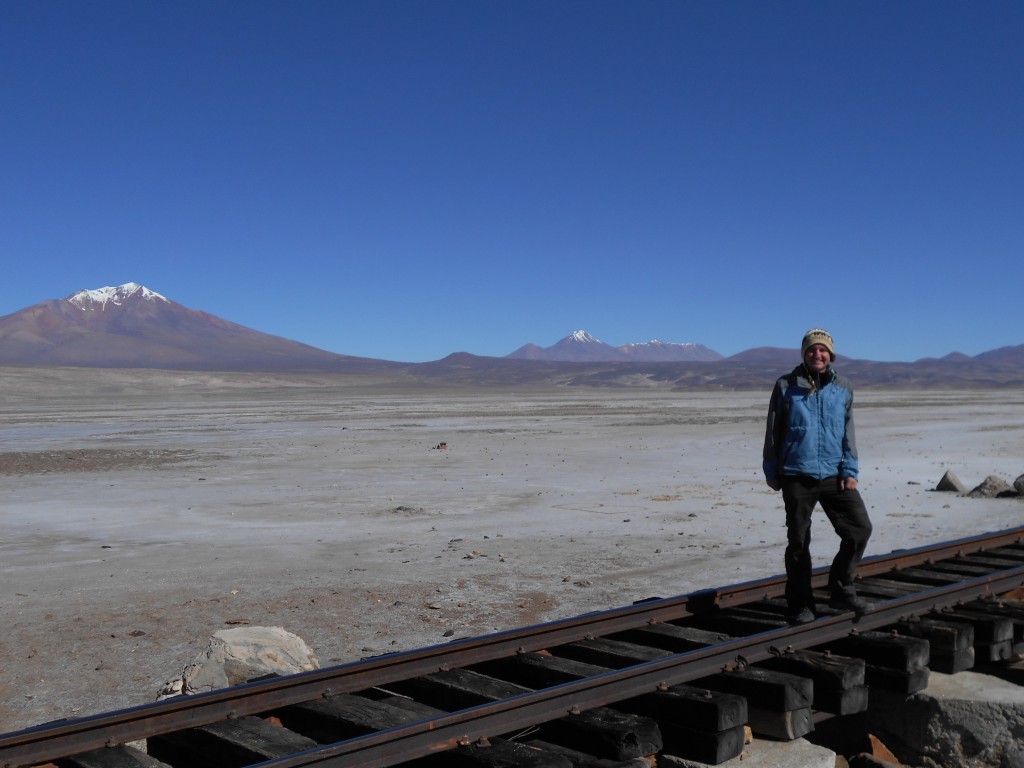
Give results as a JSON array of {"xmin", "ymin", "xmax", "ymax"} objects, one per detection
[{"xmin": 3, "ymin": 525, "xmax": 1024, "ymax": 768}]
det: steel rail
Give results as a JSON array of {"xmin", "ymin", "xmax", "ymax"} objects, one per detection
[
  {"xmin": 3, "ymin": 525, "xmax": 1024, "ymax": 767},
  {"xmin": 255, "ymin": 564, "xmax": 1024, "ymax": 768}
]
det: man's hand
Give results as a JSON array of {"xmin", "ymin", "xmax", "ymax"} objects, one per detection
[
  {"xmin": 841, "ymin": 477, "xmax": 858, "ymax": 491},
  {"xmin": 766, "ymin": 478, "xmax": 781, "ymax": 491}
]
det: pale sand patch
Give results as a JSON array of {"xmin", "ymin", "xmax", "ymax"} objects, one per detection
[{"xmin": 1, "ymin": 371, "xmax": 1023, "ymax": 732}]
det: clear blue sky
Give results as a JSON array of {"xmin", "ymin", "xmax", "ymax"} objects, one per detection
[{"xmin": 2, "ymin": 1, "xmax": 1022, "ymax": 363}]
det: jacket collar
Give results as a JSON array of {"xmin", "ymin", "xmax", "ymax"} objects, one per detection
[{"xmin": 792, "ymin": 363, "xmax": 835, "ymax": 389}]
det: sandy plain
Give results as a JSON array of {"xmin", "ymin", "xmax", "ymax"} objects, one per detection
[{"xmin": 2, "ymin": 367, "xmax": 1024, "ymax": 734}]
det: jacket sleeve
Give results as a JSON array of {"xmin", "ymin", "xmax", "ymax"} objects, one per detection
[
  {"xmin": 763, "ymin": 381, "xmax": 784, "ymax": 482},
  {"xmin": 841, "ymin": 388, "xmax": 860, "ymax": 479}
]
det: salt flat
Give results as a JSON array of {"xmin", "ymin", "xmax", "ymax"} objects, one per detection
[{"xmin": 2, "ymin": 368, "xmax": 1024, "ymax": 732}]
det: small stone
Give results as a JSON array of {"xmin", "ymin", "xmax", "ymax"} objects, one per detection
[
  {"xmin": 967, "ymin": 475, "xmax": 1015, "ymax": 498},
  {"xmin": 936, "ymin": 469, "xmax": 967, "ymax": 493}
]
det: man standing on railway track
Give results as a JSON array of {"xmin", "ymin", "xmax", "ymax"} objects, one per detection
[{"xmin": 763, "ymin": 328, "xmax": 873, "ymax": 625}]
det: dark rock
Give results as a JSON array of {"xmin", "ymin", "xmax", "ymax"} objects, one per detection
[
  {"xmin": 936, "ymin": 470, "xmax": 967, "ymax": 493},
  {"xmin": 967, "ymin": 475, "xmax": 1014, "ymax": 498}
]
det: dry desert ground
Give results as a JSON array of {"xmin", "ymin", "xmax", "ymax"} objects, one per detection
[{"xmin": 3, "ymin": 367, "xmax": 1024, "ymax": 733}]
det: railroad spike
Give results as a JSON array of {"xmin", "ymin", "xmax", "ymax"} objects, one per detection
[{"xmin": 568, "ymin": 705, "xmax": 582, "ymax": 715}]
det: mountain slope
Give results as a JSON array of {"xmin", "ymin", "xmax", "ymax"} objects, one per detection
[
  {"xmin": 507, "ymin": 329, "xmax": 723, "ymax": 362},
  {"xmin": 620, "ymin": 339, "xmax": 723, "ymax": 362},
  {"xmin": 0, "ymin": 283, "xmax": 390, "ymax": 371}
]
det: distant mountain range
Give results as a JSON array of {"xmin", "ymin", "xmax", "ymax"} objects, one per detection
[
  {"xmin": 1, "ymin": 283, "xmax": 1023, "ymax": 388},
  {"xmin": 508, "ymin": 330, "xmax": 722, "ymax": 362}
]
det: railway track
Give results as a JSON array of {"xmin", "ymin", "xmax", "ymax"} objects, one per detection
[{"xmin": 6, "ymin": 525, "xmax": 1024, "ymax": 768}]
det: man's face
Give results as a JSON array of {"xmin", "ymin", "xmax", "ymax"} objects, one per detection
[{"xmin": 803, "ymin": 344, "xmax": 832, "ymax": 373}]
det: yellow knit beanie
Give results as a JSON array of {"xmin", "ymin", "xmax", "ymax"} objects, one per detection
[{"xmin": 801, "ymin": 328, "xmax": 835, "ymax": 360}]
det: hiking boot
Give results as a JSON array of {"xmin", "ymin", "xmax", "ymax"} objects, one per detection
[
  {"xmin": 829, "ymin": 594, "xmax": 872, "ymax": 615},
  {"xmin": 788, "ymin": 607, "xmax": 816, "ymax": 625}
]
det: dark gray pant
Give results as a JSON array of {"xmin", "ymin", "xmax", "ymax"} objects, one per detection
[{"xmin": 782, "ymin": 475, "xmax": 873, "ymax": 611}]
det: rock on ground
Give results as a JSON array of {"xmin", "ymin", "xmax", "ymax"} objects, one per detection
[
  {"xmin": 935, "ymin": 469, "xmax": 967, "ymax": 493},
  {"xmin": 867, "ymin": 670, "xmax": 1024, "ymax": 768},
  {"xmin": 967, "ymin": 475, "xmax": 1016, "ymax": 498},
  {"xmin": 157, "ymin": 626, "xmax": 319, "ymax": 699}
]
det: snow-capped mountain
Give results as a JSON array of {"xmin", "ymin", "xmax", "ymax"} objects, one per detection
[
  {"xmin": 507, "ymin": 330, "xmax": 626, "ymax": 362},
  {"xmin": 507, "ymin": 330, "xmax": 723, "ymax": 362},
  {"xmin": 67, "ymin": 282, "xmax": 168, "ymax": 310},
  {"xmin": 0, "ymin": 282, "xmax": 379, "ymax": 370},
  {"xmin": 619, "ymin": 339, "xmax": 724, "ymax": 362}
]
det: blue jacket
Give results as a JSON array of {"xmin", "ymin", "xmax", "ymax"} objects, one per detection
[{"xmin": 763, "ymin": 365, "xmax": 859, "ymax": 483}]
